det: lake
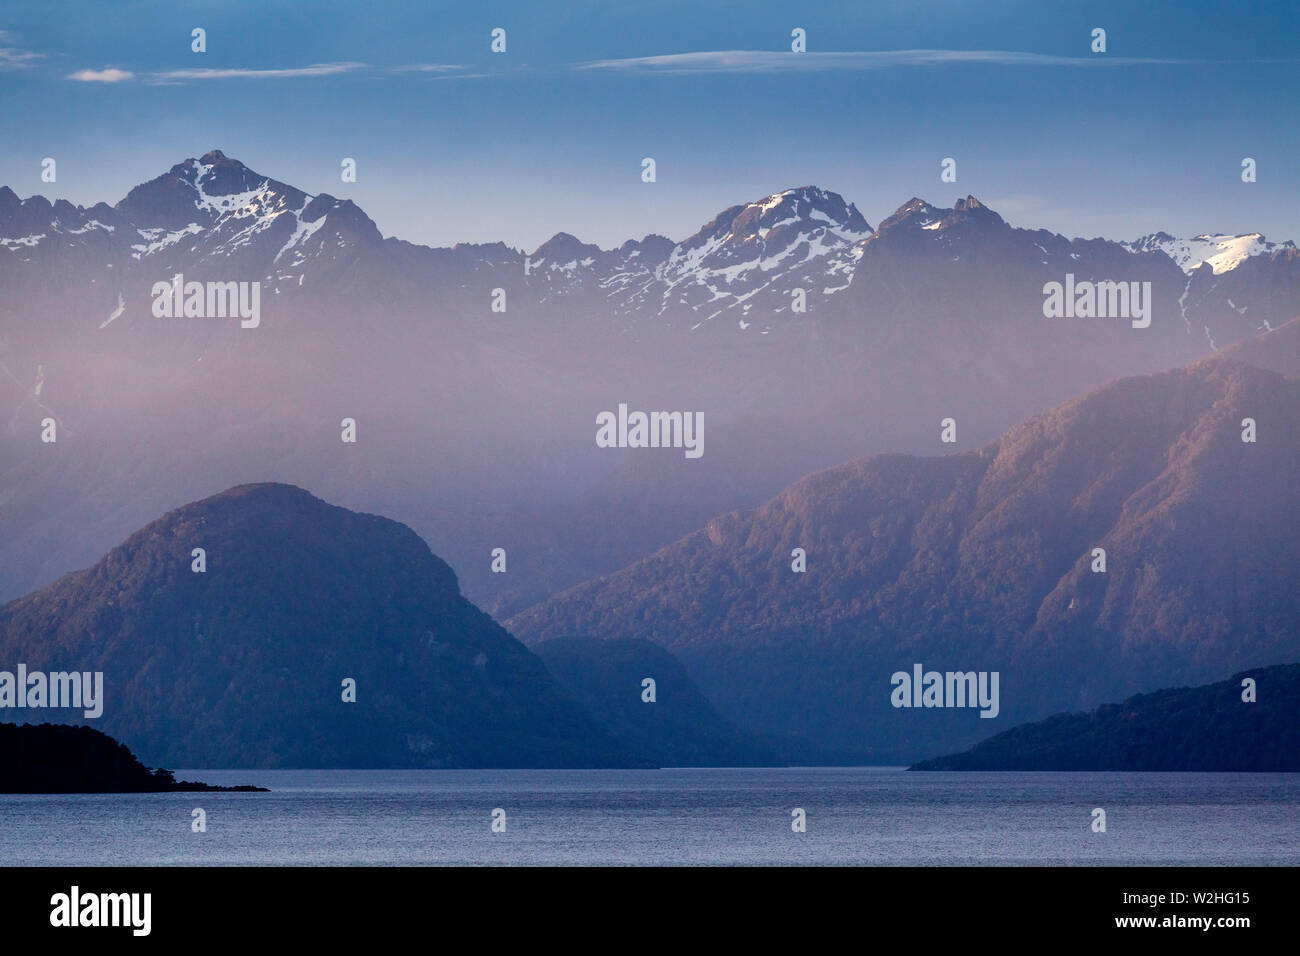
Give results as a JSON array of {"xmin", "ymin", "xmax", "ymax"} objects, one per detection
[{"xmin": 4, "ymin": 768, "xmax": 1297, "ymax": 865}]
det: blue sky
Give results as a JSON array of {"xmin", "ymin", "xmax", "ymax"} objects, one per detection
[{"xmin": 1, "ymin": 0, "xmax": 1296, "ymax": 251}]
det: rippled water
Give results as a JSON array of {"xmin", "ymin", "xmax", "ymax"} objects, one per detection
[{"xmin": 3, "ymin": 768, "xmax": 1297, "ymax": 865}]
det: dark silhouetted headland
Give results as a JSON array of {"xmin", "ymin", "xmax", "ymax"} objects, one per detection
[
  {"xmin": 0, "ymin": 723, "xmax": 267, "ymax": 792},
  {"xmin": 910, "ymin": 664, "xmax": 1300, "ymax": 771}
]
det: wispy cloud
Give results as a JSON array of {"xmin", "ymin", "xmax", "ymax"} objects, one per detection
[
  {"xmin": 67, "ymin": 67, "xmax": 134, "ymax": 83},
  {"xmin": 391, "ymin": 63, "xmax": 466, "ymax": 73},
  {"xmin": 0, "ymin": 30, "xmax": 42, "ymax": 70},
  {"xmin": 424, "ymin": 72, "xmax": 496, "ymax": 81},
  {"xmin": 146, "ymin": 61, "xmax": 367, "ymax": 82},
  {"xmin": 63, "ymin": 60, "xmax": 499, "ymax": 85},
  {"xmin": 57, "ymin": 48, "xmax": 1211, "ymax": 88},
  {"xmin": 64, "ymin": 61, "xmax": 367, "ymax": 84},
  {"xmin": 576, "ymin": 49, "xmax": 1203, "ymax": 74},
  {"xmin": 391, "ymin": 64, "xmax": 517, "ymax": 81}
]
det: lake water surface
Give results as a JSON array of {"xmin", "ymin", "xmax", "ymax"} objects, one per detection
[{"xmin": 3, "ymin": 768, "xmax": 1297, "ymax": 865}]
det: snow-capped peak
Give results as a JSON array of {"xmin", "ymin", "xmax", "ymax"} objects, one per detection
[
  {"xmin": 1125, "ymin": 232, "xmax": 1295, "ymax": 275},
  {"xmin": 667, "ymin": 186, "xmax": 870, "ymax": 277},
  {"xmin": 742, "ymin": 186, "xmax": 872, "ymax": 238}
]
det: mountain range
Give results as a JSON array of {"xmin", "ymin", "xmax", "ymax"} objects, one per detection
[
  {"xmin": 0, "ymin": 320, "xmax": 1294, "ymax": 765},
  {"xmin": 4, "ymin": 150, "xmax": 1299, "ymax": 624},
  {"xmin": 0, "ymin": 482, "xmax": 777, "ymax": 769},
  {"xmin": 2, "ymin": 152, "xmax": 1297, "ymax": 766},
  {"xmin": 510, "ymin": 319, "xmax": 1300, "ymax": 762},
  {"xmin": 3, "ymin": 151, "xmax": 1293, "ymax": 344}
]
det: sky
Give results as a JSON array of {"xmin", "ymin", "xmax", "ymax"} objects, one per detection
[{"xmin": 0, "ymin": 0, "xmax": 1297, "ymax": 252}]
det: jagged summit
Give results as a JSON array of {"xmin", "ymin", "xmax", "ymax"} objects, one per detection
[
  {"xmin": 876, "ymin": 194, "xmax": 1004, "ymax": 234},
  {"xmin": 531, "ymin": 231, "xmax": 602, "ymax": 262},
  {"xmin": 681, "ymin": 185, "xmax": 871, "ymax": 251},
  {"xmin": 118, "ymin": 148, "xmax": 296, "ymax": 230},
  {"xmin": 951, "ymin": 195, "xmax": 1002, "ymax": 224},
  {"xmin": 894, "ymin": 196, "xmax": 938, "ymax": 214},
  {"xmin": 755, "ymin": 185, "xmax": 872, "ymax": 233},
  {"xmin": 621, "ymin": 233, "xmax": 673, "ymax": 253},
  {"xmin": 176, "ymin": 149, "xmax": 269, "ymax": 198},
  {"xmin": 643, "ymin": 184, "xmax": 873, "ymax": 329},
  {"xmin": 527, "ymin": 186, "xmax": 870, "ymax": 265}
]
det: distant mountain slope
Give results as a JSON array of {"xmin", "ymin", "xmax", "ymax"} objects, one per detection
[
  {"xmin": 910, "ymin": 663, "xmax": 1300, "ymax": 771},
  {"xmin": 510, "ymin": 322, "xmax": 1300, "ymax": 763},
  {"xmin": 0, "ymin": 483, "xmax": 639, "ymax": 769},
  {"xmin": 1209, "ymin": 315, "xmax": 1300, "ymax": 379},
  {"xmin": 534, "ymin": 636, "xmax": 778, "ymax": 767}
]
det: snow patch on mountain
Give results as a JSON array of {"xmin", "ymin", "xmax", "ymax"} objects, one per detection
[
  {"xmin": 275, "ymin": 211, "xmax": 327, "ymax": 265},
  {"xmin": 99, "ymin": 293, "xmax": 126, "ymax": 329},
  {"xmin": 641, "ymin": 186, "xmax": 873, "ymax": 322},
  {"xmin": 1125, "ymin": 232, "xmax": 1295, "ymax": 275},
  {"xmin": 131, "ymin": 223, "xmax": 203, "ymax": 259},
  {"xmin": 1, "ymin": 234, "xmax": 44, "ymax": 249}
]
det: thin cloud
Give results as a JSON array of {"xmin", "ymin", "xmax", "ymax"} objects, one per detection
[
  {"xmin": 391, "ymin": 63, "xmax": 467, "ymax": 73},
  {"xmin": 424, "ymin": 72, "xmax": 496, "ymax": 81},
  {"xmin": 146, "ymin": 61, "xmax": 367, "ymax": 82},
  {"xmin": 576, "ymin": 49, "xmax": 1203, "ymax": 74},
  {"xmin": 0, "ymin": 29, "xmax": 42, "ymax": 69},
  {"xmin": 392, "ymin": 64, "xmax": 521, "ymax": 81},
  {"xmin": 68, "ymin": 67, "xmax": 134, "ymax": 83}
]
